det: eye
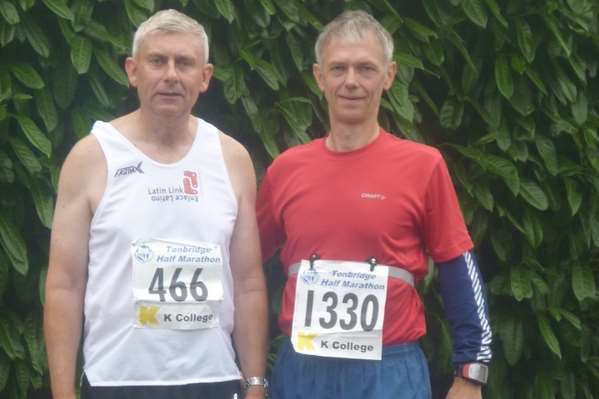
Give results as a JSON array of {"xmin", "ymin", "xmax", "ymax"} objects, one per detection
[{"xmin": 148, "ymin": 57, "xmax": 164, "ymax": 66}]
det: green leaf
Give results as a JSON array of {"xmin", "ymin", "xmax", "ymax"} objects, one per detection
[
  {"xmin": 15, "ymin": 115, "xmax": 52, "ymax": 157},
  {"xmin": 0, "ymin": 150, "xmax": 14, "ymax": 183},
  {"xmin": 498, "ymin": 316, "xmax": 524, "ymax": 365},
  {"xmin": 30, "ymin": 180, "xmax": 54, "ymax": 228},
  {"xmin": 571, "ymin": 264, "xmax": 596, "ymax": 302},
  {"xmin": 70, "ymin": 35, "xmax": 93, "ymax": 74},
  {"xmin": 543, "ymin": 15, "xmax": 571, "ymax": 57},
  {"xmin": 519, "ymin": 179, "xmax": 548, "ymax": 210},
  {"xmin": 386, "ymin": 82, "xmax": 414, "ymax": 122},
  {"xmin": 71, "ymin": 108, "xmax": 91, "ymax": 139},
  {"xmin": 395, "ymin": 52, "xmax": 425, "ymax": 70},
  {"xmin": 440, "ymin": 98, "xmax": 464, "ymax": 129},
  {"xmin": 452, "ymin": 146, "xmax": 520, "ymax": 195},
  {"xmin": 286, "ymin": 32, "xmax": 303, "ymax": 72},
  {"xmin": 258, "ymin": 0, "xmax": 276, "ymax": 15},
  {"xmin": 522, "ymin": 209, "xmax": 543, "ymax": 247},
  {"xmin": 275, "ymin": 97, "xmax": 312, "ymax": 142},
  {"xmin": 482, "ymin": 0, "xmax": 508, "ymax": 27},
  {"xmin": 516, "ymin": 19, "xmax": 535, "ymax": 63},
  {"xmin": 273, "ymin": 0, "xmax": 299, "ymax": 23},
  {"xmin": 0, "ymin": 215, "xmax": 28, "ymax": 275},
  {"xmin": 124, "ymin": 0, "xmax": 146, "ymax": 27},
  {"xmin": 87, "ymin": 72, "xmax": 111, "ymax": 108},
  {"xmin": 535, "ymin": 136, "xmax": 559, "ymax": 176},
  {"xmin": 560, "ymin": 309, "xmax": 582, "ymax": 331},
  {"xmin": 404, "ymin": 17, "xmax": 437, "ymax": 43},
  {"xmin": 571, "ymin": 92, "xmax": 588, "ymax": 125},
  {"xmin": 15, "ymin": 360, "xmax": 29, "ymax": 397},
  {"xmin": 9, "ymin": 64, "xmax": 44, "ymax": 90},
  {"xmin": 525, "ymin": 68, "xmax": 547, "ymax": 96},
  {"xmin": 0, "ymin": 353, "xmax": 9, "ymax": 391},
  {"xmin": 254, "ymin": 60, "xmax": 279, "ymax": 91},
  {"xmin": 53, "ymin": 62, "xmax": 78, "ymax": 109},
  {"xmin": 214, "ymin": 0, "xmax": 235, "ymax": 23},
  {"xmin": 0, "ymin": 1, "xmax": 19, "ymax": 24},
  {"xmin": 94, "ymin": 47, "xmax": 129, "ymax": 87},
  {"xmin": 473, "ymin": 183, "xmax": 494, "ymax": 211},
  {"xmin": 510, "ymin": 266, "xmax": 533, "ymax": 301},
  {"xmin": 35, "ymin": 87, "xmax": 58, "ymax": 132},
  {"xmin": 23, "ymin": 316, "xmax": 42, "ymax": 375},
  {"xmin": 495, "ymin": 55, "xmax": 513, "ymax": 99},
  {"xmin": 41, "ymin": 0, "xmax": 74, "ymax": 20},
  {"xmin": 538, "ymin": 315, "xmax": 562, "ymax": 358},
  {"xmin": 132, "ymin": 0, "xmax": 154, "ymax": 12},
  {"xmin": 445, "ymin": 28, "xmax": 476, "ymax": 71},
  {"xmin": 462, "ymin": 0, "xmax": 487, "ymax": 28},
  {"xmin": 22, "ymin": 14, "xmax": 50, "ymax": 58},
  {"xmin": 564, "ymin": 178, "xmax": 582, "ymax": 216},
  {"xmin": 423, "ymin": 40, "xmax": 444, "ymax": 66},
  {"xmin": 0, "ymin": 22, "xmax": 15, "ymax": 46},
  {"xmin": 8, "ymin": 137, "xmax": 42, "ymax": 175},
  {"xmin": 510, "ymin": 77, "xmax": 534, "ymax": 116}
]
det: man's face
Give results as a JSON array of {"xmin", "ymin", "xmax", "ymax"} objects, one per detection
[
  {"xmin": 313, "ymin": 31, "xmax": 396, "ymax": 126},
  {"xmin": 125, "ymin": 31, "xmax": 213, "ymax": 118}
]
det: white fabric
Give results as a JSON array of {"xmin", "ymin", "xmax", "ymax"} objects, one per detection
[{"xmin": 84, "ymin": 118, "xmax": 240, "ymax": 386}]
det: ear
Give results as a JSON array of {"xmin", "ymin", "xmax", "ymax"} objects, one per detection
[
  {"xmin": 125, "ymin": 56, "xmax": 138, "ymax": 88},
  {"xmin": 198, "ymin": 63, "xmax": 214, "ymax": 93},
  {"xmin": 313, "ymin": 63, "xmax": 325, "ymax": 91},
  {"xmin": 383, "ymin": 61, "xmax": 397, "ymax": 90}
]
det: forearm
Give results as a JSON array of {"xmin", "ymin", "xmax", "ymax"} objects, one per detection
[
  {"xmin": 437, "ymin": 251, "xmax": 492, "ymax": 365},
  {"xmin": 233, "ymin": 278, "xmax": 268, "ymax": 379},
  {"xmin": 44, "ymin": 286, "xmax": 84, "ymax": 399}
]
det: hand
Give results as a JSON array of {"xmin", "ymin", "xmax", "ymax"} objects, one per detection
[
  {"xmin": 446, "ymin": 376, "xmax": 482, "ymax": 399},
  {"xmin": 243, "ymin": 386, "xmax": 266, "ymax": 399}
]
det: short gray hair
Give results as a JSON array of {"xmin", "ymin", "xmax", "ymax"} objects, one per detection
[
  {"xmin": 132, "ymin": 9, "xmax": 209, "ymax": 63},
  {"xmin": 315, "ymin": 10, "xmax": 394, "ymax": 65}
]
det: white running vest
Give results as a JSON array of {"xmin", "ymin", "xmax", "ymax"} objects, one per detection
[{"xmin": 84, "ymin": 118, "xmax": 240, "ymax": 386}]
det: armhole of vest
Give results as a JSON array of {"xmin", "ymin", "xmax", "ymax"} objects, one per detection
[
  {"xmin": 209, "ymin": 126, "xmax": 239, "ymax": 216},
  {"xmin": 89, "ymin": 125, "xmax": 113, "ymax": 226}
]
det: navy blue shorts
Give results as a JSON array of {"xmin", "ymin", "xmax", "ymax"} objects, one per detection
[
  {"xmin": 271, "ymin": 339, "xmax": 432, "ymax": 399},
  {"xmin": 81, "ymin": 374, "xmax": 241, "ymax": 399}
]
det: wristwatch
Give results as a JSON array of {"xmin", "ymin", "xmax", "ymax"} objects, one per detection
[
  {"xmin": 454, "ymin": 363, "xmax": 489, "ymax": 385},
  {"xmin": 244, "ymin": 376, "xmax": 269, "ymax": 391}
]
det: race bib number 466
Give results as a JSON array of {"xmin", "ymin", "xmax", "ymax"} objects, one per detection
[
  {"xmin": 131, "ymin": 239, "xmax": 224, "ymax": 330},
  {"xmin": 291, "ymin": 260, "xmax": 389, "ymax": 360}
]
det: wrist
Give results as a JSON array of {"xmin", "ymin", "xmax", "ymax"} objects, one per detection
[
  {"xmin": 454, "ymin": 362, "xmax": 488, "ymax": 385},
  {"xmin": 244, "ymin": 376, "xmax": 269, "ymax": 395}
]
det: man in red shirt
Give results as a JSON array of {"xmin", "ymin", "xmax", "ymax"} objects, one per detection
[{"xmin": 257, "ymin": 10, "xmax": 491, "ymax": 399}]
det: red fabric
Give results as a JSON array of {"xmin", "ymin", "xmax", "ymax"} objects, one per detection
[{"xmin": 257, "ymin": 130, "xmax": 473, "ymax": 345}]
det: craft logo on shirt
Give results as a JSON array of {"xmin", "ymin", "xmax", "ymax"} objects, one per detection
[
  {"xmin": 360, "ymin": 192, "xmax": 386, "ymax": 200},
  {"xmin": 114, "ymin": 161, "xmax": 144, "ymax": 177},
  {"xmin": 146, "ymin": 170, "xmax": 200, "ymax": 203}
]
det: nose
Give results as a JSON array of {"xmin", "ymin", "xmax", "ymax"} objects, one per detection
[
  {"xmin": 344, "ymin": 67, "xmax": 358, "ymax": 88},
  {"xmin": 164, "ymin": 59, "xmax": 178, "ymax": 82}
]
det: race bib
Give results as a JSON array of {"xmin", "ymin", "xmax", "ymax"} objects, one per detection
[
  {"xmin": 291, "ymin": 260, "xmax": 388, "ymax": 360},
  {"xmin": 131, "ymin": 239, "xmax": 224, "ymax": 330}
]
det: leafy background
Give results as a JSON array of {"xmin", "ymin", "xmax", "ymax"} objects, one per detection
[{"xmin": 0, "ymin": 0, "xmax": 598, "ymax": 398}]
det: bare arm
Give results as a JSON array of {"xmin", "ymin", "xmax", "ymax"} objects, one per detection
[
  {"xmin": 44, "ymin": 136, "xmax": 104, "ymax": 399},
  {"xmin": 221, "ymin": 134, "xmax": 268, "ymax": 399}
]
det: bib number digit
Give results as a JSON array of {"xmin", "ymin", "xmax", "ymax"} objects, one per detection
[
  {"xmin": 149, "ymin": 268, "xmax": 167, "ymax": 302},
  {"xmin": 169, "ymin": 267, "xmax": 188, "ymax": 301},
  {"xmin": 190, "ymin": 268, "xmax": 208, "ymax": 301},
  {"xmin": 304, "ymin": 290, "xmax": 380, "ymax": 331},
  {"xmin": 148, "ymin": 267, "xmax": 207, "ymax": 302}
]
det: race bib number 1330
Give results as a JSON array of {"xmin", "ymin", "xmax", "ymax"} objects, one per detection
[{"xmin": 291, "ymin": 260, "xmax": 388, "ymax": 360}]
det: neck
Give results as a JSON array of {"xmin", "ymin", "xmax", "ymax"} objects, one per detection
[
  {"xmin": 136, "ymin": 109, "xmax": 195, "ymax": 146},
  {"xmin": 326, "ymin": 120, "xmax": 380, "ymax": 152}
]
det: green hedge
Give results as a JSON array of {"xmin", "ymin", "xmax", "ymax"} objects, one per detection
[{"xmin": 0, "ymin": 0, "xmax": 597, "ymax": 398}]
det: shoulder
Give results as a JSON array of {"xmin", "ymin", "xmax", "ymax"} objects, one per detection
[
  {"xmin": 218, "ymin": 131, "xmax": 253, "ymax": 170},
  {"xmin": 384, "ymin": 132, "xmax": 443, "ymax": 161},
  {"xmin": 218, "ymin": 131, "xmax": 256, "ymax": 201},
  {"xmin": 61, "ymin": 133, "xmax": 105, "ymax": 181},
  {"xmin": 266, "ymin": 139, "xmax": 323, "ymax": 175}
]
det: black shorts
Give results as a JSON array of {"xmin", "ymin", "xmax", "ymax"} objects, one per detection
[{"xmin": 81, "ymin": 374, "xmax": 242, "ymax": 399}]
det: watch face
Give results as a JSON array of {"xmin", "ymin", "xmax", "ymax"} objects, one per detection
[{"xmin": 463, "ymin": 363, "xmax": 488, "ymax": 384}]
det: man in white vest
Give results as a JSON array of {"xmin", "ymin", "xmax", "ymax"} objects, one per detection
[{"xmin": 45, "ymin": 9, "xmax": 268, "ymax": 399}]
